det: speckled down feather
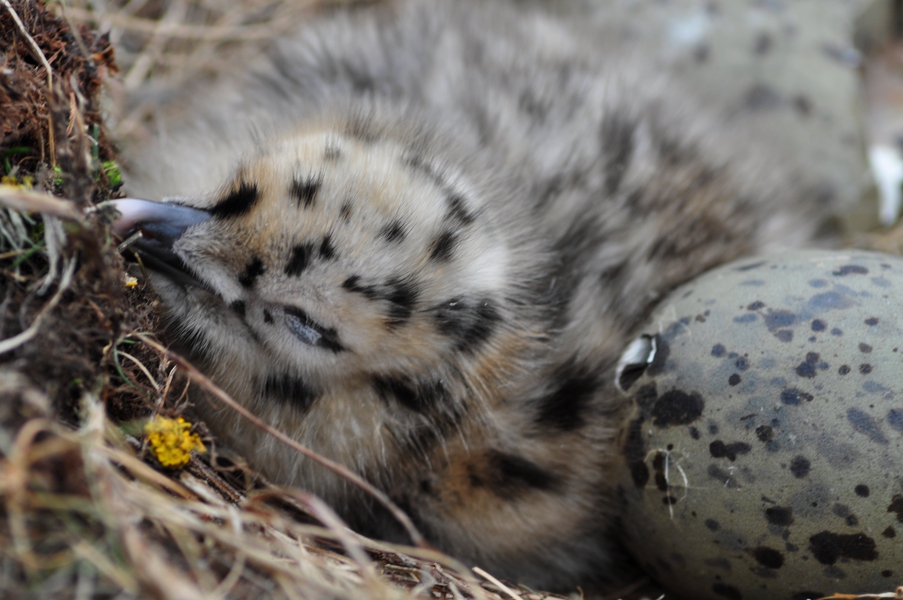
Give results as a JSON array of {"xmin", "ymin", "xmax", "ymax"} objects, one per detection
[{"xmin": 117, "ymin": 0, "xmax": 847, "ymax": 590}]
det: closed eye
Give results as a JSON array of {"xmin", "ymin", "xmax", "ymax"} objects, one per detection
[{"xmin": 283, "ymin": 307, "xmax": 346, "ymax": 353}]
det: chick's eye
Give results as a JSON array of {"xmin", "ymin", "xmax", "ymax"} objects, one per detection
[
  {"xmin": 284, "ymin": 307, "xmax": 323, "ymax": 346},
  {"xmin": 281, "ymin": 307, "xmax": 346, "ymax": 353}
]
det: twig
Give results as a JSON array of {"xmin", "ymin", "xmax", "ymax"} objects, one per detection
[
  {"xmin": 473, "ymin": 567, "xmax": 522, "ymax": 600},
  {"xmin": 0, "ymin": 186, "xmax": 84, "ymax": 222},
  {"xmin": 0, "ymin": 258, "xmax": 76, "ymax": 355},
  {"xmin": 65, "ymin": 7, "xmax": 297, "ymax": 42},
  {"xmin": 133, "ymin": 332, "xmax": 426, "ymax": 548},
  {"xmin": 122, "ymin": 0, "xmax": 189, "ymax": 90},
  {"xmin": 116, "ymin": 350, "xmax": 162, "ymax": 393}
]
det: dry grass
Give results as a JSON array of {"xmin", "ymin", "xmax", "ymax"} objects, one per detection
[{"xmin": 3, "ymin": 1, "xmax": 901, "ymax": 599}]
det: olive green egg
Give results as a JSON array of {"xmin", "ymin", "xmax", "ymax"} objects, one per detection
[{"xmin": 614, "ymin": 250, "xmax": 903, "ymax": 600}]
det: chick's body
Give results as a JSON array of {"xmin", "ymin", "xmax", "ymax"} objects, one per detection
[{"xmin": 119, "ymin": 0, "xmax": 843, "ymax": 589}]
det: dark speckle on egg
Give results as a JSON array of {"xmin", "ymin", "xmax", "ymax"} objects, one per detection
[
  {"xmin": 765, "ymin": 506, "xmax": 794, "ymax": 526},
  {"xmin": 709, "ymin": 440, "xmax": 752, "ymax": 461},
  {"xmin": 794, "ymin": 352, "xmax": 822, "ymax": 378},
  {"xmin": 707, "ymin": 464, "xmax": 738, "ymax": 487},
  {"xmin": 736, "ymin": 260, "xmax": 766, "ymax": 272},
  {"xmin": 810, "ymin": 291, "xmax": 853, "ymax": 311},
  {"xmin": 795, "ymin": 363, "xmax": 815, "ymax": 378},
  {"xmin": 711, "ymin": 582, "xmax": 744, "ymax": 600},
  {"xmin": 832, "ymin": 265, "xmax": 869, "ymax": 276},
  {"xmin": 888, "ymin": 409, "xmax": 903, "ymax": 433},
  {"xmin": 780, "ymin": 388, "xmax": 813, "ymax": 405},
  {"xmin": 752, "ymin": 546, "xmax": 784, "ymax": 569},
  {"xmin": 755, "ymin": 425, "xmax": 773, "ymax": 442},
  {"xmin": 775, "ymin": 330, "xmax": 792, "ymax": 342},
  {"xmin": 811, "ymin": 319, "xmax": 826, "ymax": 331},
  {"xmin": 832, "ymin": 503, "xmax": 849, "ymax": 517},
  {"xmin": 764, "ymin": 310, "xmax": 795, "ymax": 330},
  {"xmin": 789, "ymin": 456, "xmax": 810, "ymax": 478},
  {"xmin": 888, "ymin": 495, "xmax": 903, "ymax": 523},
  {"xmin": 704, "ymin": 557, "xmax": 732, "ymax": 571},
  {"xmin": 651, "ymin": 390, "xmax": 704, "ymax": 427},
  {"xmin": 808, "ymin": 531, "xmax": 878, "ymax": 565},
  {"xmin": 846, "ymin": 408, "xmax": 888, "ymax": 444}
]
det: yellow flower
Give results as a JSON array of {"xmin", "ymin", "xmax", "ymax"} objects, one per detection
[
  {"xmin": 144, "ymin": 416, "xmax": 206, "ymax": 468},
  {"xmin": 0, "ymin": 175, "xmax": 34, "ymax": 189}
]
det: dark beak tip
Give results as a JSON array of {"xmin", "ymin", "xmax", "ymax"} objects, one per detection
[{"xmin": 107, "ymin": 198, "xmax": 211, "ymax": 240}]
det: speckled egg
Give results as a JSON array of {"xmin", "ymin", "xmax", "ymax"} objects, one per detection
[{"xmin": 614, "ymin": 250, "xmax": 903, "ymax": 600}]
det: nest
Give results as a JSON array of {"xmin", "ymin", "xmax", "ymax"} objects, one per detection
[{"xmin": 0, "ymin": 1, "xmax": 901, "ymax": 599}]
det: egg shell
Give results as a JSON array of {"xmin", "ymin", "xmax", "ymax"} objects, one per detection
[{"xmin": 615, "ymin": 250, "xmax": 903, "ymax": 600}]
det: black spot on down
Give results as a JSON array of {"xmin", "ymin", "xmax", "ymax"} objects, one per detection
[
  {"xmin": 600, "ymin": 113, "xmax": 635, "ymax": 194},
  {"xmin": 383, "ymin": 277, "xmax": 419, "ymax": 328},
  {"xmin": 533, "ymin": 358, "xmax": 599, "ymax": 431},
  {"xmin": 210, "ymin": 181, "xmax": 259, "ymax": 218},
  {"xmin": 285, "ymin": 243, "xmax": 314, "ymax": 277},
  {"xmin": 432, "ymin": 296, "xmax": 501, "ymax": 354},
  {"xmin": 229, "ymin": 300, "xmax": 246, "ymax": 317},
  {"xmin": 263, "ymin": 373, "xmax": 317, "ymax": 411},
  {"xmin": 473, "ymin": 450, "xmax": 560, "ymax": 496},
  {"xmin": 239, "ymin": 257, "xmax": 266, "ymax": 288},
  {"xmin": 290, "ymin": 175, "xmax": 321, "ymax": 208},
  {"xmin": 447, "ymin": 194, "xmax": 475, "ymax": 225},
  {"xmin": 319, "ymin": 236, "xmax": 336, "ymax": 260},
  {"xmin": 342, "ymin": 275, "xmax": 380, "ymax": 299},
  {"xmin": 372, "ymin": 375, "xmax": 449, "ymax": 414},
  {"xmin": 379, "ymin": 221, "xmax": 406, "ymax": 243},
  {"xmin": 429, "ymin": 230, "xmax": 458, "ymax": 262}
]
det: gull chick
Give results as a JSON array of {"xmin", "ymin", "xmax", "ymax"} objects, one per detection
[{"xmin": 112, "ymin": 0, "xmax": 838, "ymax": 589}]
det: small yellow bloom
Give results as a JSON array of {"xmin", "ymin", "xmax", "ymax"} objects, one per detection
[
  {"xmin": 1, "ymin": 175, "xmax": 34, "ymax": 189},
  {"xmin": 144, "ymin": 416, "xmax": 206, "ymax": 469},
  {"xmin": 125, "ymin": 276, "xmax": 138, "ymax": 287}
]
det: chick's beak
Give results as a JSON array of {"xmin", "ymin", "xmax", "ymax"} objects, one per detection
[{"xmin": 109, "ymin": 198, "xmax": 212, "ymax": 288}]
